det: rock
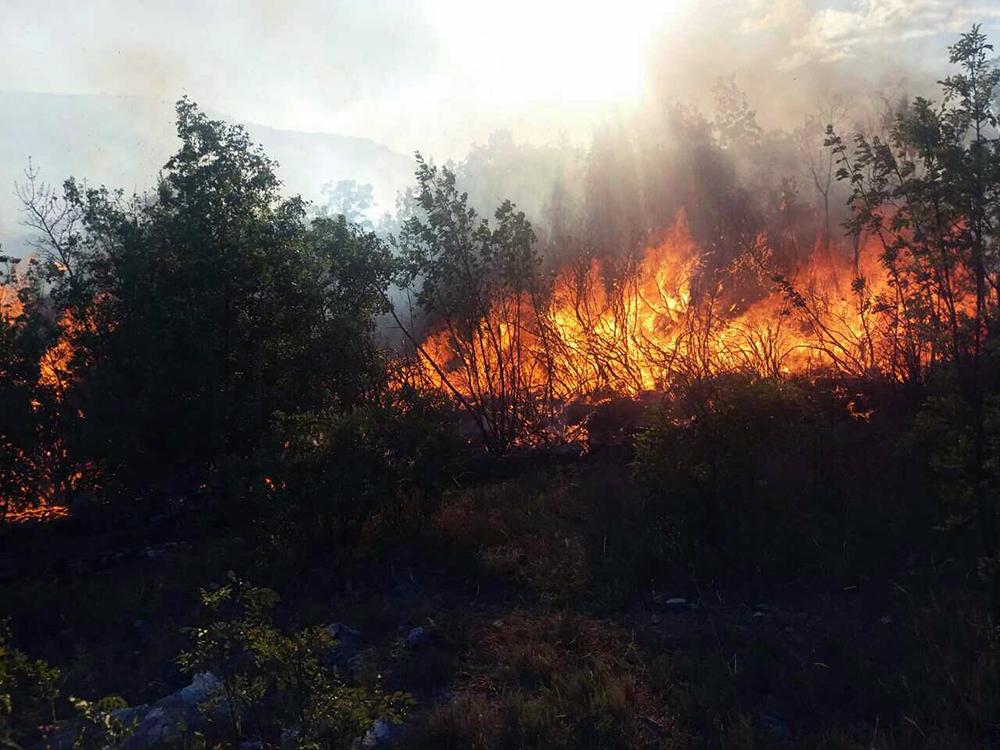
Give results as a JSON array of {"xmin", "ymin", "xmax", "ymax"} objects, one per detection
[
  {"xmin": 239, "ymin": 740, "xmax": 263, "ymax": 750},
  {"xmin": 178, "ymin": 672, "xmax": 222, "ymax": 706},
  {"xmin": 880, "ymin": 615, "xmax": 893, "ymax": 626},
  {"xmin": 406, "ymin": 626, "xmax": 426, "ymax": 648},
  {"xmin": 121, "ymin": 672, "xmax": 225, "ymax": 750},
  {"xmin": 280, "ymin": 726, "xmax": 301, "ymax": 750},
  {"xmin": 753, "ymin": 611, "xmax": 766, "ymax": 619},
  {"xmin": 122, "ymin": 706, "xmax": 176, "ymax": 748},
  {"xmin": 35, "ymin": 673, "xmax": 227, "ymax": 750},
  {"xmin": 327, "ymin": 623, "xmax": 362, "ymax": 641},
  {"xmin": 348, "ymin": 647, "xmax": 376, "ymax": 675},
  {"xmin": 355, "ymin": 719, "xmax": 407, "ymax": 748},
  {"xmin": 664, "ymin": 597, "xmax": 687, "ymax": 606},
  {"xmin": 324, "ymin": 623, "xmax": 363, "ymax": 666}
]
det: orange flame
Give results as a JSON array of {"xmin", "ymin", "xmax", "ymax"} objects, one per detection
[
  {"xmin": 414, "ymin": 212, "xmax": 911, "ymax": 423},
  {"xmin": 1, "ymin": 288, "xmax": 89, "ymax": 523}
]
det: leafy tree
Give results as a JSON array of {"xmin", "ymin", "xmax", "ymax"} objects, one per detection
[
  {"xmin": 396, "ymin": 155, "xmax": 543, "ymax": 453},
  {"xmin": 179, "ymin": 575, "xmax": 411, "ymax": 748},
  {"xmin": 0, "ymin": 252, "xmax": 65, "ymax": 520},
  {"xmin": 827, "ymin": 25, "xmax": 1000, "ymax": 601},
  {"xmin": 712, "ymin": 75, "xmax": 763, "ymax": 151},
  {"xmin": 248, "ymin": 387, "xmax": 458, "ymax": 552},
  {"xmin": 316, "ymin": 179, "xmax": 375, "ymax": 229},
  {"xmin": 19, "ymin": 99, "xmax": 396, "ymax": 491},
  {"xmin": 69, "ymin": 695, "xmax": 137, "ymax": 750}
]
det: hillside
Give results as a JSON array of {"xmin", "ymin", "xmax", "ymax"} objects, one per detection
[{"xmin": 0, "ymin": 91, "xmax": 413, "ymax": 252}]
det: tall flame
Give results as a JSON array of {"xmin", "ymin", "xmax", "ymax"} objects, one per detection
[
  {"xmin": 415, "ymin": 212, "xmax": 910, "ymax": 416},
  {"xmin": 0, "ymin": 293, "xmax": 81, "ymax": 523}
]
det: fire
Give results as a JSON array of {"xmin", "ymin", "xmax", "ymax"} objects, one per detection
[
  {"xmin": 0, "ymin": 282, "xmax": 22, "ymax": 321},
  {"xmin": 38, "ymin": 308, "xmax": 80, "ymax": 395},
  {"xmin": 0, "ymin": 285, "xmax": 88, "ymax": 524},
  {"xmin": 414, "ymin": 212, "xmax": 911, "ymax": 429}
]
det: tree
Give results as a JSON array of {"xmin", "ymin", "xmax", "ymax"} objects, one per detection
[
  {"xmin": 827, "ymin": 25, "xmax": 1000, "ymax": 604},
  {"xmin": 799, "ymin": 97, "xmax": 849, "ymax": 252},
  {"xmin": 316, "ymin": 179, "xmax": 375, "ymax": 228},
  {"xmin": 395, "ymin": 154, "xmax": 544, "ymax": 453},
  {"xmin": 19, "ymin": 99, "xmax": 396, "ymax": 491}
]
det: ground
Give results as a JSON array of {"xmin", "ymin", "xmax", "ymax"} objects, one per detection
[{"xmin": 1, "ymin": 453, "xmax": 994, "ymax": 749}]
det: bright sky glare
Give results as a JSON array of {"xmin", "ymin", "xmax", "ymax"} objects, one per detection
[{"xmin": 2, "ymin": 0, "xmax": 999, "ymax": 158}]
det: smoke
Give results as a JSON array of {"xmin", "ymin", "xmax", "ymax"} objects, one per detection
[
  {"xmin": 437, "ymin": 0, "xmax": 1000, "ymax": 267},
  {"xmin": 3, "ymin": 0, "xmax": 998, "ymax": 258}
]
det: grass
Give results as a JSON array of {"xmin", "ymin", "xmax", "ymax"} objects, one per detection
[{"xmin": 3, "ymin": 396, "xmax": 999, "ymax": 747}]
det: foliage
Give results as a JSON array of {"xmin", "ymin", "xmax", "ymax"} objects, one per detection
[
  {"xmin": 0, "ymin": 620, "xmax": 60, "ymax": 749},
  {"xmin": 0, "ymin": 252, "xmax": 64, "ymax": 520},
  {"xmin": 634, "ymin": 376, "xmax": 811, "ymax": 529},
  {"xmin": 246, "ymin": 385, "xmax": 459, "ymax": 552},
  {"xmin": 397, "ymin": 154, "xmax": 543, "ymax": 453},
  {"xmin": 179, "ymin": 574, "xmax": 411, "ymax": 748},
  {"xmin": 69, "ymin": 695, "xmax": 137, "ymax": 750},
  {"xmin": 827, "ymin": 24, "xmax": 1000, "ymax": 602},
  {"xmin": 17, "ymin": 99, "xmax": 397, "ymax": 493},
  {"xmin": 632, "ymin": 375, "xmax": 916, "ymax": 577},
  {"xmin": 315, "ymin": 179, "xmax": 375, "ymax": 229},
  {"xmin": 414, "ymin": 612, "xmax": 680, "ymax": 750}
]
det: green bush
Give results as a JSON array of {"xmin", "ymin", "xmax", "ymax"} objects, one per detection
[
  {"xmin": 19, "ymin": 101, "xmax": 398, "ymax": 496},
  {"xmin": 245, "ymin": 387, "xmax": 459, "ymax": 554},
  {"xmin": 179, "ymin": 574, "xmax": 412, "ymax": 749},
  {"xmin": 632, "ymin": 375, "xmax": 905, "ymax": 577},
  {"xmin": 69, "ymin": 695, "xmax": 137, "ymax": 750},
  {"xmin": 0, "ymin": 620, "xmax": 61, "ymax": 748}
]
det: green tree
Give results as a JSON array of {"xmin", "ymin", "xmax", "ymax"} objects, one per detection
[
  {"xmin": 316, "ymin": 179, "xmax": 375, "ymax": 229},
  {"xmin": 827, "ymin": 25, "xmax": 1000, "ymax": 601},
  {"xmin": 395, "ymin": 155, "xmax": 543, "ymax": 453},
  {"xmin": 20, "ymin": 99, "xmax": 396, "ymax": 492},
  {"xmin": 0, "ymin": 621, "xmax": 61, "ymax": 748}
]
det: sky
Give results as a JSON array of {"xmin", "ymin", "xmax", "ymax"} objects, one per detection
[{"xmin": 2, "ymin": 0, "xmax": 1000, "ymax": 158}]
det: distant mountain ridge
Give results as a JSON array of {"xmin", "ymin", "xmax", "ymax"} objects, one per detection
[{"xmin": 0, "ymin": 91, "xmax": 414, "ymax": 253}]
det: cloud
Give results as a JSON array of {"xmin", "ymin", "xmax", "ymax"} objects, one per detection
[{"xmin": 753, "ymin": 0, "xmax": 1000, "ymax": 67}]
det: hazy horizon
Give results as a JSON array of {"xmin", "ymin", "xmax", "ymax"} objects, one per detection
[{"xmin": 5, "ymin": 1, "xmax": 1000, "ymax": 160}]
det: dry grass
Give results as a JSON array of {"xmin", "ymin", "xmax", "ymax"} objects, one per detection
[{"xmin": 412, "ymin": 610, "xmax": 685, "ymax": 749}]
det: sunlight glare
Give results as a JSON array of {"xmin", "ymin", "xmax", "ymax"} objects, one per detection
[{"xmin": 426, "ymin": 0, "xmax": 686, "ymax": 109}]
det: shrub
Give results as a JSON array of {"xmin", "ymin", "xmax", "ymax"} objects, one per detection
[
  {"xmin": 0, "ymin": 620, "xmax": 61, "ymax": 747},
  {"xmin": 178, "ymin": 574, "xmax": 411, "ymax": 748},
  {"xmin": 245, "ymin": 387, "xmax": 459, "ymax": 554},
  {"xmin": 69, "ymin": 695, "xmax": 137, "ymax": 750},
  {"xmin": 632, "ymin": 375, "xmax": 908, "ymax": 577},
  {"xmin": 413, "ymin": 611, "xmax": 683, "ymax": 749}
]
